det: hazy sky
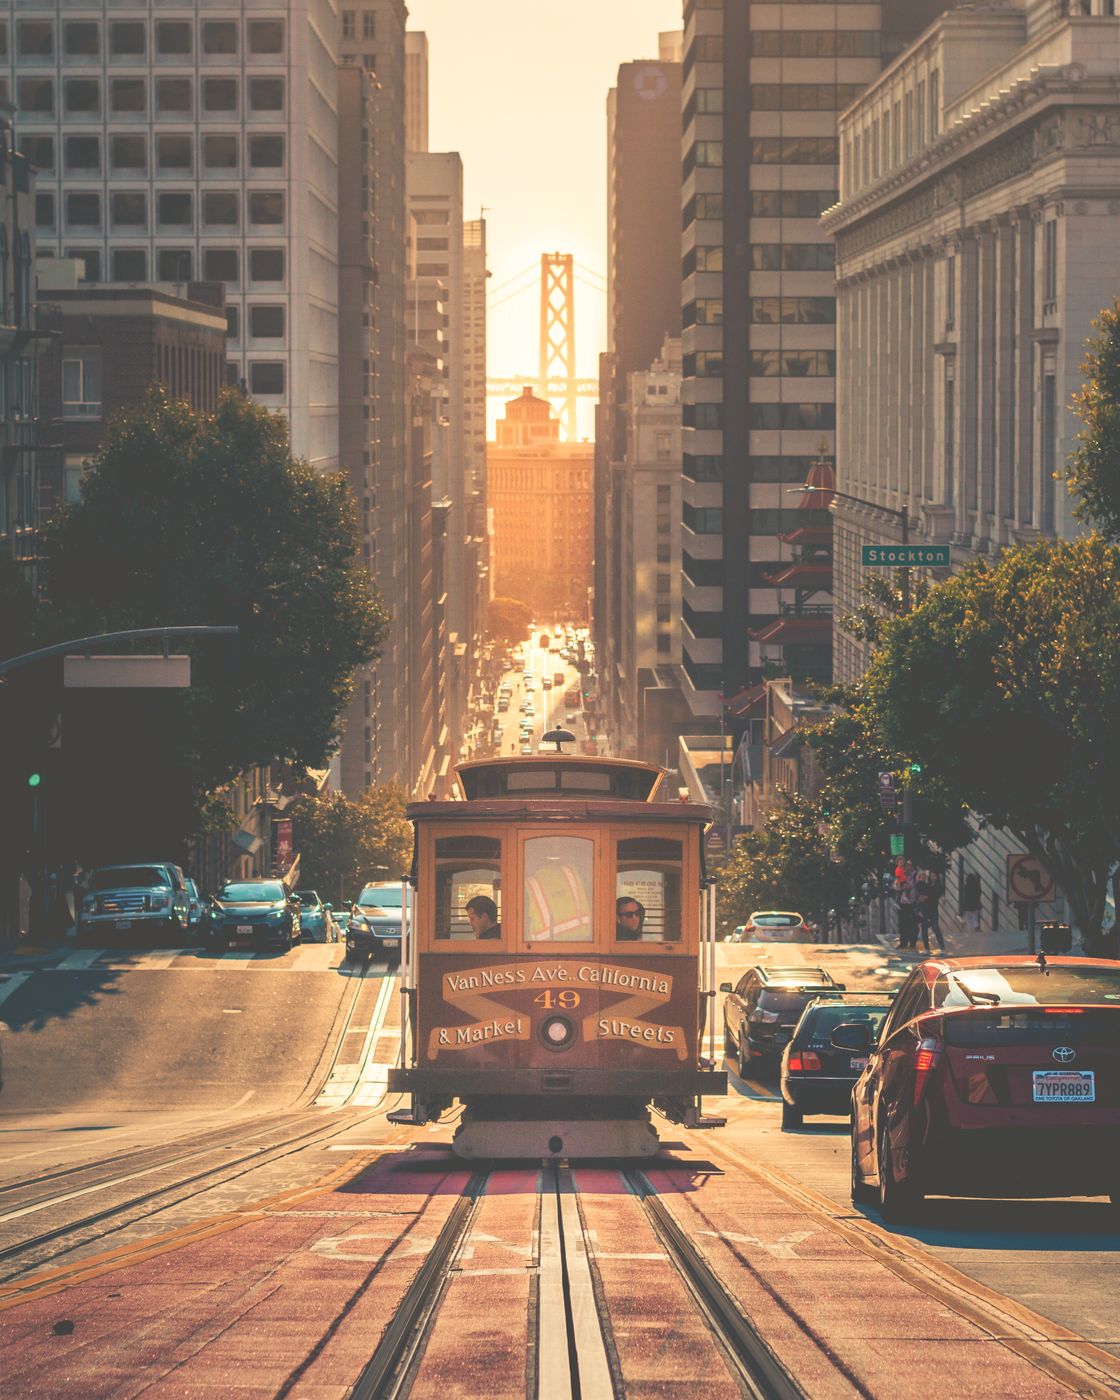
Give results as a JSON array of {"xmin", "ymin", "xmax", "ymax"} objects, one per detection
[{"xmin": 406, "ymin": 0, "xmax": 684, "ymax": 432}]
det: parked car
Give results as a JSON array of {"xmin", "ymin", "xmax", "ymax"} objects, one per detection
[
  {"xmin": 76, "ymin": 863, "xmax": 191, "ymax": 945},
  {"xmin": 739, "ymin": 910, "xmax": 813, "ymax": 942},
  {"xmin": 208, "ymin": 879, "xmax": 302, "ymax": 952},
  {"xmin": 841, "ymin": 955, "xmax": 1120, "ymax": 1221},
  {"xmin": 295, "ymin": 889, "xmax": 335, "ymax": 943},
  {"xmin": 333, "ymin": 910, "xmax": 351, "ymax": 937},
  {"xmin": 553, "ymin": 671, "xmax": 565, "ymax": 687},
  {"xmin": 721, "ymin": 965, "xmax": 842, "ymax": 1078},
  {"xmin": 183, "ymin": 877, "xmax": 207, "ymax": 937},
  {"xmin": 348, "ymin": 880, "xmax": 409, "ymax": 962},
  {"xmin": 779, "ymin": 994, "xmax": 895, "ymax": 1129}
]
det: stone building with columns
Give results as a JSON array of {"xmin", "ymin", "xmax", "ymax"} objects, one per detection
[{"xmin": 823, "ymin": 0, "xmax": 1120, "ymax": 684}]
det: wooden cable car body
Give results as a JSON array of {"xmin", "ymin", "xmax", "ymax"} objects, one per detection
[{"xmin": 388, "ymin": 753, "xmax": 727, "ymax": 1159}]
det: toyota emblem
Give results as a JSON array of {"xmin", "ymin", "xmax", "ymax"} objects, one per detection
[{"xmin": 1052, "ymin": 1046, "xmax": 1076, "ymax": 1064}]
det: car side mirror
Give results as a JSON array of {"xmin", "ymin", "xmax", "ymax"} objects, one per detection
[
  {"xmin": 324, "ymin": 903, "xmax": 333, "ymax": 911},
  {"xmin": 830, "ymin": 1022, "xmax": 872, "ymax": 1052},
  {"xmin": 719, "ymin": 982, "xmax": 732, "ymax": 993}
]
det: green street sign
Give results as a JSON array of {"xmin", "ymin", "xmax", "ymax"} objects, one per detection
[
  {"xmin": 862, "ymin": 545, "xmax": 950, "ymax": 567},
  {"xmin": 890, "ymin": 833, "xmax": 905, "ymax": 857}
]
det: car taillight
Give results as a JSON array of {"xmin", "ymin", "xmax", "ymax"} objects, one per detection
[
  {"xmin": 914, "ymin": 1036, "xmax": 943, "ymax": 1104},
  {"xmin": 788, "ymin": 1051, "xmax": 821, "ymax": 1073}
]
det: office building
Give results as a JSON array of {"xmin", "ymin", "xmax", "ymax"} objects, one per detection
[
  {"xmin": 404, "ymin": 30, "xmax": 428, "ymax": 153},
  {"xmin": 8, "ymin": 1, "xmax": 340, "ymax": 469}
]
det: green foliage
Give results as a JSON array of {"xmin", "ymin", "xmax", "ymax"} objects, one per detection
[
  {"xmin": 38, "ymin": 388, "xmax": 387, "ymax": 862},
  {"xmin": 864, "ymin": 536, "xmax": 1120, "ymax": 951},
  {"xmin": 1066, "ymin": 299, "xmax": 1120, "ymax": 539},
  {"xmin": 805, "ymin": 683, "xmax": 972, "ymax": 878},
  {"xmin": 290, "ymin": 783, "xmax": 412, "ymax": 905},
  {"xmin": 838, "ymin": 570, "xmax": 933, "ymax": 648},
  {"xmin": 715, "ymin": 793, "xmax": 849, "ymax": 932},
  {"xmin": 486, "ymin": 596, "xmax": 534, "ymax": 650}
]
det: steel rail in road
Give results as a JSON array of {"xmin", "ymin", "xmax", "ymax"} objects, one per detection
[
  {"xmin": 0, "ymin": 965, "xmax": 401, "ymax": 1280},
  {"xmin": 624, "ymin": 1169, "xmax": 806, "ymax": 1400}
]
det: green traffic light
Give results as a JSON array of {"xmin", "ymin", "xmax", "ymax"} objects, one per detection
[
  {"xmin": 28, "ymin": 772, "xmax": 42, "ymax": 788},
  {"xmin": 909, "ymin": 761, "xmax": 922, "ymax": 774}
]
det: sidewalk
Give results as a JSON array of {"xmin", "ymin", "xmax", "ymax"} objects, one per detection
[{"xmin": 873, "ymin": 923, "xmax": 1058, "ymax": 960}]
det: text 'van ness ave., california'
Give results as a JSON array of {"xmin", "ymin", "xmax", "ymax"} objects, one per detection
[{"xmin": 443, "ymin": 963, "xmax": 672, "ymax": 997}]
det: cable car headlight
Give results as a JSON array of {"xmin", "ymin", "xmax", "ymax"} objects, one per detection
[{"xmin": 539, "ymin": 1014, "xmax": 576, "ymax": 1052}]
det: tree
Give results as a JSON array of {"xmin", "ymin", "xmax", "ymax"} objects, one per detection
[
  {"xmin": 485, "ymin": 596, "xmax": 533, "ymax": 650},
  {"xmin": 805, "ymin": 683, "xmax": 973, "ymax": 879},
  {"xmin": 716, "ymin": 793, "xmax": 850, "ymax": 934},
  {"xmin": 863, "ymin": 537, "xmax": 1120, "ymax": 953},
  {"xmin": 39, "ymin": 389, "xmax": 388, "ymax": 861},
  {"xmin": 1066, "ymin": 298, "xmax": 1120, "ymax": 539},
  {"xmin": 289, "ymin": 784, "xmax": 412, "ymax": 905}
]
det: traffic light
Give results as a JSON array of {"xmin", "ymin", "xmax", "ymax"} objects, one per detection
[
  {"xmin": 27, "ymin": 772, "xmax": 42, "ymax": 788},
  {"xmin": 909, "ymin": 761, "xmax": 923, "ymax": 774}
]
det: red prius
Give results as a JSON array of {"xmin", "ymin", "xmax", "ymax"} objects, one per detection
[{"xmin": 836, "ymin": 955, "xmax": 1120, "ymax": 1221}]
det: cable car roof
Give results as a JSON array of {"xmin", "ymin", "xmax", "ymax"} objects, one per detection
[{"xmin": 453, "ymin": 754, "xmax": 666, "ymax": 803}]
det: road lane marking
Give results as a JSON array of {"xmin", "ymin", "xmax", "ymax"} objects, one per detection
[
  {"xmin": 55, "ymin": 949, "xmax": 108, "ymax": 970},
  {"xmin": 0, "ymin": 973, "xmax": 30, "ymax": 1008}
]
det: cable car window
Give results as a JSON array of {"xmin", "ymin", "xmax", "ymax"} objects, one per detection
[
  {"xmin": 506, "ymin": 770, "xmax": 558, "ymax": 791},
  {"xmin": 434, "ymin": 835, "xmax": 501, "ymax": 941},
  {"xmin": 524, "ymin": 836, "xmax": 593, "ymax": 942},
  {"xmin": 559, "ymin": 770, "xmax": 612, "ymax": 792},
  {"xmin": 615, "ymin": 837, "xmax": 683, "ymax": 942}
]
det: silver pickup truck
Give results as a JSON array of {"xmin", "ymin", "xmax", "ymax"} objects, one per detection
[{"xmin": 76, "ymin": 862, "xmax": 192, "ymax": 945}]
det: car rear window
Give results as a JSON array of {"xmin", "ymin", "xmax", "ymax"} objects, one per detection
[
  {"xmin": 90, "ymin": 866, "xmax": 167, "ymax": 889},
  {"xmin": 221, "ymin": 882, "xmax": 285, "ymax": 902},
  {"xmin": 760, "ymin": 990, "xmax": 830, "ymax": 1013},
  {"xmin": 753, "ymin": 914, "xmax": 800, "ymax": 927},
  {"xmin": 802, "ymin": 1004, "xmax": 890, "ymax": 1038},
  {"xmin": 297, "ymin": 892, "xmax": 321, "ymax": 908},
  {"xmin": 944, "ymin": 1008, "xmax": 1120, "ymax": 1045},
  {"xmin": 933, "ymin": 966, "xmax": 1120, "ymax": 1009}
]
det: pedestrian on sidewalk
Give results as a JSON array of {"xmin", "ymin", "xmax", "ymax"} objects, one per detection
[
  {"xmin": 896, "ymin": 862, "xmax": 919, "ymax": 949},
  {"xmin": 916, "ymin": 869, "xmax": 945, "ymax": 953},
  {"xmin": 962, "ymin": 871, "xmax": 982, "ymax": 935}
]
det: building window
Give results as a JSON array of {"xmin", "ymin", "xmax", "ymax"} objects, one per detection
[
  {"xmin": 110, "ymin": 21, "xmax": 146, "ymax": 57},
  {"xmin": 24, "ymin": 135, "xmax": 55, "ymax": 172},
  {"xmin": 249, "ymin": 78, "xmax": 284, "ymax": 112},
  {"xmin": 749, "ymin": 403, "xmax": 836, "ymax": 430},
  {"xmin": 157, "ymin": 21, "xmax": 192, "ymax": 56},
  {"xmin": 656, "ymin": 541, "xmax": 672, "ymax": 564},
  {"xmin": 248, "ymin": 20, "xmax": 284, "ymax": 54},
  {"xmin": 157, "ymin": 249, "xmax": 193, "ymax": 282},
  {"xmin": 249, "ymin": 248, "xmax": 285, "ymax": 282},
  {"xmin": 944, "ymin": 365, "xmax": 955, "ymax": 495},
  {"xmin": 750, "ymin": 244, "xmax": 835, "ymax": 272},
  {"xmin": 62, "ymin": 349, "xmax": 102, "ymax": 420},
  {"xmin": 19, "ymin": 79, "xmax": 54, "ymax": 115},
  {"xmin": 342, "ymin": 11, "xmax": 356, "ymax": 38},
  {"xmin": 945, "ymin": 255, "xmax": 956, "ymax": 330},
  {"xmin": 203, "ymin": 134, "xmax": 238, "ymax": 170},
  {"xmin": 363, "ymin": 53, "xmax": 377, "ymax": 70},
  {"xmin": 203, "ymin": 21, "xmax": 237, "ymax": 54},
  {"xmin": 203, "ymin": 248, "xmax": 239, "ymax": 284},
  {"xmin": 64, "ymin": 78, "xmax": 101, "ymax": 115},
  {"xmin": 157, "ymin": 135, "xmax": 193, "ymax": 172},
  {"xmin": 750, "ymin": 297, "xmax": 836, "ymax": 325},
  {"xmin": 363, "ymin": 12, "xmax": 376, "ymax": 38},
  {"xmin": 752, "ymin": 30, "xmax": 881, "ymax": 58},
  {"xmin": 249, "ymin": 134, "xmax": 284, "ymax": 168},
  {"xmin": 158, "ymin": 192, "xmax": 193, "ymax": 227},
  {"xmin": 65, "ymin": 193, "xmax": 101, "ymax": 228},
  {"xmin": 749, "ymin": 190, "xmax": 837, "ymax": 218},
  {"xmin": 683, "ymin": 504, "xmax": 723, "ymax": 534},
  {"xmin": 112, "ymin": 248, "xmax": 147, "ymax": 281},
  {"xmin": 203, "ymin": 192, "xmax": 239, "ymax": 227},
  {"xmin": 750, "ymin": 136, "xmax": 838, "ymax": 165},
  {"xmin": 203, "ymin": 78, "xmax": 238, "ymax": 112},
  {"xmin": 35, "ymin": 193, "xmax": 55, "ymax": 229},
  {"xmin": 1041, "ymin": 372, "xmax": 1056, "ymax": 532},
  {"xmin": 750, "ymin": 84, "xmax": 865, "ymax": 111},
  {"xmin": 65, "ymin": 135, "xmax": 101, "ymax": 173},
  {"xmin": 18, "ymin": 20, "xmax": 54, "ymax": 58},
  {"xmin": 250, "ymin": 361, "xmax": 285, "ymax": 395},
  {"xmin": 249, "ymin": 192, "xmax": 284, "ymax": 225},
  {"xmin": 226, "ymin": 306, "xmax": 240, "ymax": 340},
  {"xmin": 64, "ymin": 21, "xmax": 100, "ymax": 56},
  {"xmin": 110, "ymin": 135, "xmax": 147, "ymax": 171},
  {"xmin": 156, "ymin": 77, "xmax": 192, "ymax": 116},
  {"xmin": 656, "ymin": 573, "xmax": 672, "ymax": 594},
  {"xmin": 110, "ymin": 191, "xmax": 146, "ymax": 227},
  {"xmin": 1043, "ymin": 220, "xmax": 1058, "ymax": 309},
  {"xmin": 111, "ymin": 77, "xmax": 147, "ymax": 114},
  {"xmin": 749, "ymin": 349, "xmax": 836, "ymax": 377},
  {"xmin": 249, "ymin": 305, "xmax": 285, "ymax": 338}
]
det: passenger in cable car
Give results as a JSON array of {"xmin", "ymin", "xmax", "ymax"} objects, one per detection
[
  {"xmin": 616, "ymin": 897, "xmax": 645, "ymax": 941},
  {"xmin": 465, "ymin": 894, "xmax": 501, "ymax": 940}
]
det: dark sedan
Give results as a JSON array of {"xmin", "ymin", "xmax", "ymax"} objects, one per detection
[
  {"xmin": 779, "ymin": 994, "xmax": 894, "ymax": 1129},
  {"xmin": 722, "ymin": 965, "xmax": 841, "ymax": 1078},
  {"xmin": 841, "ymin": 955, "xmax": 1120, "ymax": 1221},
  {"xmin": 347, "ymin": 881, "xmax": 408, "ymax": 962},
  {"xmin": 208, "ymin": 879, "xmax": 302, "ymax": 952}
]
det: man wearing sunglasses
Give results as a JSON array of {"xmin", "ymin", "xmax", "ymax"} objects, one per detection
[{"xmin": 616, "ymin": 897, "xmax": 645, "ymax": 942}]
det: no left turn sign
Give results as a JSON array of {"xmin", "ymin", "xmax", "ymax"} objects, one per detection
[{"xmin": 1006, "ymin": 854, "xmax": 1055, "ymax": 903}]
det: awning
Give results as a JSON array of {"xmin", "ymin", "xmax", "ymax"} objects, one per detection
[
  {"xmin": 761, "ymin": 562, "xmax": 832, "ymax": 588},
  {"xmin": 769, "ymin": 729, "xmax": 804, "ymax": 760},
  {"xmin": 748, "ymin": 616, "xmax": 832, "ymax": 645}
]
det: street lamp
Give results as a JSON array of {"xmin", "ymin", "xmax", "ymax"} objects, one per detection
[{"xmin": 788, "ymin": 483, "xmax": 912, "ymax": 612}]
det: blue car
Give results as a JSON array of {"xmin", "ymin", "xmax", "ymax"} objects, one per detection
[
  {"xmin": 208, "ymin": 879, "xmax": 302, "ymax": 952},
  {"xmin": 295, "ymin": 889, "xmax": 336, "ymax": 942}
]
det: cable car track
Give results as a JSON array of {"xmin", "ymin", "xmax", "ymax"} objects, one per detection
[{"xmin": 0, "ymin": 964, "xmax": 405, "ymax": 1281}]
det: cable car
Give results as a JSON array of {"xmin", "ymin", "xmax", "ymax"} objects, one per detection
[{"xmin": 388, "ymin": 737, "xmax": 726, "ymax": 1158}]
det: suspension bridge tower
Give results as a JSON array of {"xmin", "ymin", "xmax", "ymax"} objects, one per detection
[{"xmin": 538, "ymin": 253, "xmax": 577, "ymax": 444}]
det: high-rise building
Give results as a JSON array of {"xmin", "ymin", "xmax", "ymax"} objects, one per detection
[
  {"xmin": 488, "ymin": 389, "xmax": 594, "ymax": 621},
  {"xmin": 677, "ymin": 0, "xmax": 944, "ymax": 719},
  {"xmin": 11, "ymin": 1, "xmax": 340, "ymax": 469},
  {"xmin": 337, "ymin": 0, "xmax": 409, "ymax": 793},
  {"xmin": 595, "ymin": 39, "xmax": 682, "ymax": 745},
  {"xmin": 462, "ymin": 216, "xmax": 490, "ymax": 619},
  {"xmin": 404, "ymin": 30, "xmax": 429, "ymax": 153}
]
